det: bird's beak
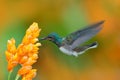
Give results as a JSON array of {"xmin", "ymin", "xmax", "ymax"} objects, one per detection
[{"xmin": 39, "ymin": 37, "xmax": 48, "ymax": 41}]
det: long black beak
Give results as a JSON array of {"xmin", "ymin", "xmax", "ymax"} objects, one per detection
[{"xmin": 39, "ymin": 37, "xmax": 48, "ymax": 41}]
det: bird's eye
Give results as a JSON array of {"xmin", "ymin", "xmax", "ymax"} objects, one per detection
[
  {"xmin": 48, "ymin": 36, "xmax": 54, "ymax": 41},
  {"xmin": 48, "ymin": 36, "xmax": 53, "ymax": 39}
]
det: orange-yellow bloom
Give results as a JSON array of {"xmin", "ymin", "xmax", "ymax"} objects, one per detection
[
  {"xmin": 5, "ymin": 22, "xmax": 41, "ymax": 80},
  {"xmin": 5, "ymin": 38, "xmax": 18, "ymax": 71},
  {"xmin": 22, "ymin": 69, "xmax": 37, "ymax": 80}
]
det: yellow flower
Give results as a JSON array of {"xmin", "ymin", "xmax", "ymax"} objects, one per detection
[
  {"xmin": 5, "ymin": 22, "xmax": 41, "ymax": 80},
  {"xmin": 5, "ymin": 38, "xmax": 18, "ymax": 71},
  {"xmin": 18, "ymin": 66, "xmax": 32, "ymax": 75},
  {"xmin": 22, "ymin": 69, "xmax": 37, "ymax": 80}
]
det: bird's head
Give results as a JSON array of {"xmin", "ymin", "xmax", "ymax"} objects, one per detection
[{"xmin": 40, "ymin": 33, "xmax": 62, "ymax": 46}]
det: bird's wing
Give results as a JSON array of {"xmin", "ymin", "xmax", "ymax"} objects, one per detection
[{"xmin": 62, "ymin": 21, "xmax": 104, "ymax": 49}]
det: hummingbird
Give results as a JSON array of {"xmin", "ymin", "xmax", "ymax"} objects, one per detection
[{"xmin": 40, "ymin": 21, "xmax": 104, "ymax": 57}]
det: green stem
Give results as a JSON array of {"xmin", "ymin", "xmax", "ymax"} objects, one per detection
[
  {"xmin": 8, "ymin": 71, "xmax": 12, "ymax": 80},
  {"xmin": 15, "ymin": 74, "xmax": 20, "ymax": 80}
]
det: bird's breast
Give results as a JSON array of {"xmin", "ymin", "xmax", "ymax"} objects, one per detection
[{"xmin": 59, "ymin": 47, "xmax": 78, "ymax": 57}]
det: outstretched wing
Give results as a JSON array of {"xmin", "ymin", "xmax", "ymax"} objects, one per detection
[{"xmin": 63, "ymin": 20, "xmax": 104, "ymax": 49}]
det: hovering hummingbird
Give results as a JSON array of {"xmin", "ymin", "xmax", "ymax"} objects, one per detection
[{"xmin": 40, "ymin": 21, "xmax": 104, "ymax": 57}]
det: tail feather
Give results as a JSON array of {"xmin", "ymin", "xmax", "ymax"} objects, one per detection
[
  {"xmin": 89, "ymin": 41, "xmax": 98, "ymax": 49},
  {"xmin": 73, "ymin": 42, "xmax": 98, "ymax": 55}
]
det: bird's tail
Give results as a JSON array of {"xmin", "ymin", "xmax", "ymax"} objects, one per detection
[
  {"xmin": 73, "ymin": 42, "xmax": 98, "ymax": 56},
  {"xmin": 88, "ymin": 41, "xmax": 98, "ymax": 49}
]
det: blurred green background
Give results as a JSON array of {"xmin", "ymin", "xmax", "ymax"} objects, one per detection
[{"xmin": 0, "ymin": 0, "xmax": 120, "ymax": 80}]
